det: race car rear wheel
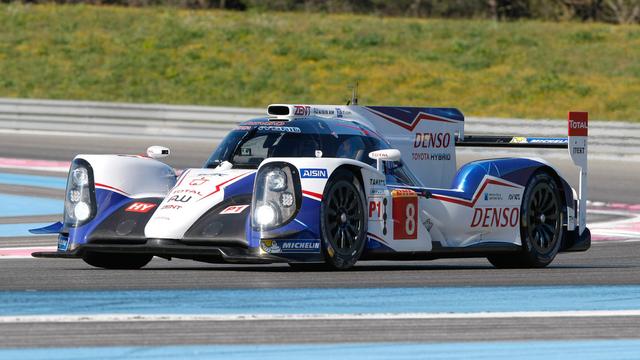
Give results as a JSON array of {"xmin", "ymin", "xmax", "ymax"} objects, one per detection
[
  {"xmin": 82, "ymin": 252, "xmax": 153, "ymax": 269},
  {"xmin": 320, "ymin": 169, "xmax": 367, "ymax": 270},
  {"xmin": 488, "ymin": 171, "xmax": 563, "ymax": 268}
]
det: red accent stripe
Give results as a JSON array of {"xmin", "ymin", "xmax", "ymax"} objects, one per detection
[
  {"xmin": 95, "ymin": 183, "xmax": 130, "ymax": 196},
  {"xmin": 431, "ymin": 178, "xmax": 518, "ymax": 208},
  {"xmin": 302, "ymin": 190, "xmax": 323, "ymax": 200},
  {"xmin": 366, "ymin": 108, "xmax": 457, "ymax": 131},
  {"xmin": 367, "ymin": 232, "xmax": 388, "ymax": 244},
  {"xmin": 197, "ymin": 173, "xmax": 249, "ymax": 202}
]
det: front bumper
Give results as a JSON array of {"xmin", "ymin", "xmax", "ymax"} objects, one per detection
[{"xmin": 31, "ymin": 238, "xmax": 287, "ymax": 264}]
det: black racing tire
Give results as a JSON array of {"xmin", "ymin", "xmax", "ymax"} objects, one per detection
[
  {"xmin": 319, "ymin": 168, "xmax": 367, "ymax": 270},
  {"xmin": 82, "ymin": 252, "xmax": 153, "ymax": 269},
  {"xmin": 488, "ymin": 171, "xmax": 564, "ymax": 269}
]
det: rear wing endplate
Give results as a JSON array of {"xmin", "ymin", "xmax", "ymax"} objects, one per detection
[{"xmin": 568, "ymin": 112, "xmax": 588, "ymax": 235}]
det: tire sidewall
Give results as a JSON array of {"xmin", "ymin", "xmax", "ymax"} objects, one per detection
[
  {"xmin": 520, "ymin": 172, "xmax": 563, "ymax": 266},
  {"xmin": 320, "ymin": 169, "xmax": 367, "ymax": 270}
]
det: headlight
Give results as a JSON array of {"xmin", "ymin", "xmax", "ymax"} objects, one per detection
[
  {"xmin": 265, "ymin": 169, "xmax": 287, "ymax": 192},
  {"xmin": 255, "ymin": 203, "xmax": 278, "ymax": 226},
  {"xmin": 73, "ymin": 202, "xmax": 92, "ymax": 221},
  {"xmin": 64, "ymin": 159, "xmax": 96, "ymax": 227},
  {"xmin": 252, "ymin": 163, "xmax": 301, "ymax": 231}
]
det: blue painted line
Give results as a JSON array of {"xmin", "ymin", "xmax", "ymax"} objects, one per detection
[
  {"xmin": 0, "ymin": 173, "xmax": 66, "ymax": 190},
  {"xmin": 0, "ymin": 194, "xmax": 62, "ymax": 218},
  {"xmin": 1, "ymin": 340, "xmax": 640, "ymax": 360},
  {"xmin": 2, "ymin": 285, "xmax": 640, "ymax": 316},
  {"xmin": 0, "ymin": 223, "xmax": 53, "ymax": 237}
]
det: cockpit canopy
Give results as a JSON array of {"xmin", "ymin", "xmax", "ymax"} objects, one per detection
[{"xmin": 205, "ymin": 117, "xmax": 390, "ymax": 169}]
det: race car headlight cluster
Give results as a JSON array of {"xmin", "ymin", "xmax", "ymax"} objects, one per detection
[
  {"xmin": 252, "ymin": 163, "xmax": 301, "ymax": 230},
  {"xmin": 64, "ymin": 160, "xmax": 97, "ymax": 227}
]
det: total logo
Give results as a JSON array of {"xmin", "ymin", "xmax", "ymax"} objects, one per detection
[
  {"xmin": 470, "ymin": 207, "xmax": 519, "ymax": 228},
  {"xmin": 301, "ymin": 168, "xmax": 328, "ymax": 178}
]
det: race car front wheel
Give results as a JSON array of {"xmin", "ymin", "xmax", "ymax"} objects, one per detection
[
  {"xmin": 82, "ymin": 252, "xmax": 153, "ymax": 270},
  {"xmin": 320, "ymin": 169, "xmax": 367, "ymax": 270},
  {"xmin": 488, "ymin": 171, "xmax": 563, "ymax": 268}
]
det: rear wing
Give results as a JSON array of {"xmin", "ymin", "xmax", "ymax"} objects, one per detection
[{"xmin": 457, "ymin": 112, "xmax": 589, "ymax": 235}]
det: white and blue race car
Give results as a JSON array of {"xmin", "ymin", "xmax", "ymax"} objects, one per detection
[{"xmin": 32, "ymin": 104, "xmax": 591, "ymax": 270}]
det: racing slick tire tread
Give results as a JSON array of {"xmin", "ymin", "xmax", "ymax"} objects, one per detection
[
  {"xmin": 488, "ymin": 171, "xmax": 564, "ymax": 269},
  {"xmin": 82, "ymin": 252, "xmax": 153, "ymax": 269},
  {"xmin": 320, "ymin": 168, "xmax": 367, "ymax": 270}
]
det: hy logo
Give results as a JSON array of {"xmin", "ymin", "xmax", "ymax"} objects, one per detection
[{"xmin": 301, "ymin": 168, "xmax": 328, "ymax": 178}]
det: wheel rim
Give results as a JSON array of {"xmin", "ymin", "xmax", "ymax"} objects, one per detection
[
  {"xmin": 325, "ymin": 181, "xmax": 363, "ymax": 255},
  {"xmin": 526, "ymin": 182, "xmax": 561, "ymax": 253}
]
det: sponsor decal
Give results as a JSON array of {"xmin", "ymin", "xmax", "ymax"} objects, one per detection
[
  {"xmin": 510, "ymin": 137, "xmax": 527, "ymax": 144},
  {"xmin": 168, "ymin": 195, "xmax": 192, "ymax": 203},
  {"xmin": 573, "ymin": 147, "xmax": 585, "ymax": 154},
  {"xmin": 470, "ymin": 207, "xmax": 519, "ymax": 228},
  {"xmin": 189, "ymin": 177, "xmax": 210, "ymax": 186},
  {"xmin": 244, "ymin": 121, "xmax": 287, "ymax": 126},
  {"xmin": 313, "ymin": 108, "xmax": 335, "ymax": 115},
  {"xmin": 411, "ymin": 152, "xmax": 451, "ymax": 161},
  {"xmin": 294, "ymin": 105, "xmax": 311, "ymax": 116},
  {"xmin": 171, "ymin": 189, "xmax": 203, "ymax": 196},
  {"xmin": 301, "ymin": 168, "xmax": 328, "ymax": 178},
  {"xmin": 335, "ymin": 108, "xmax": 344, "ymax": 118},
  {"xmin": 484, "ymin": 193, "xmax": 502, "ymax": 201},
  {"xmin": 241, "ymin": 148, "xmax": 252, "ymax": 156},
  {"xmin": 220, "ymin": 205, "xmax": 249, "ymax": 214},
  {"xmin": 369, "ymin": 178, "xmax": 386, "ymax": 186},
  {"xmin": 568, "ymin": 112, "xmax": 588, "ymax": 137},
  {"xmin": 257, "ymin": 126, "xmax": 301, "ymax": 133},
  {"xmin": 508, "ymin": 193, "xmax": 521, "ymax": 201},
  {"xmin": 260, "ymin": 239, "xmax": 321, "ymax": 254},
  {"xmin": 161, "ymin": 204, "xmax": 182, "ymax": 210},
  {"xmin": 57, "ymin": 237, "xmax": 69, "ymax": 251},
  {"xmin": 413, "ymin": 133, "xmax": 451, "ymax": 148},
  {"xmin": 125, "ymin": 202, "xmax": 157, "ymax": 213},
  {"xmin": 528, "ymin": 138, "xmax": 568, "ymax": 144},
  {"xmin": 369, "ymin": 188, "xmax": 386, "ymax": 196}
]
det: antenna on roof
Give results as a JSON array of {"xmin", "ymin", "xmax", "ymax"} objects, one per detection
[{"xmin": 347, "ymin": 81, "xmax": 358, "ymax": 106}]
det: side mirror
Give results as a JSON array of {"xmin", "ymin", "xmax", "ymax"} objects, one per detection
[
  {"xmin": 147, "ymin": 146, "xmax": 170, "ymax": 159},
  {"xmin": 368, "ymin": 149, "xmax": 401, "ymax": 171}
]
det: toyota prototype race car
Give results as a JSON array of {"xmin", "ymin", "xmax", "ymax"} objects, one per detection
[{"xmin": 32, "ymin": 104, "xmax": 591, "ymax": 270}]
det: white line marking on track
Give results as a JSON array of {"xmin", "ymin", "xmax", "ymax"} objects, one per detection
[{"xmin": 2, "ymin": 310, "xmax": 640, "ymax": 324}]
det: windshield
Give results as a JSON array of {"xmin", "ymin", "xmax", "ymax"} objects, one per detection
[{"xmin": 205, "ymin": 118, "xmax": 389, "ymax": 169}]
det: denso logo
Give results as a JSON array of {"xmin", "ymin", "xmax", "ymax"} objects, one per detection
[
  {"xmin": 471, "ymin": 207, "xmax": 519, "ymax": 228},
  {"xmin": 301, "ymin": 168, "xmax": 328, "ymax": 178},
  {"xmin": 413, "ymin": 133, "xmax": 451, "ymax": 148}
]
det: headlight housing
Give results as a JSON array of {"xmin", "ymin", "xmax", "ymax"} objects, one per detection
[
  {"xmin": 252, "ymin": 163, "xmax": 301, "ymax": 231},
  {"xmin": 64, "ymin": 159, "xmax": 97, "ymax": 227}
]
